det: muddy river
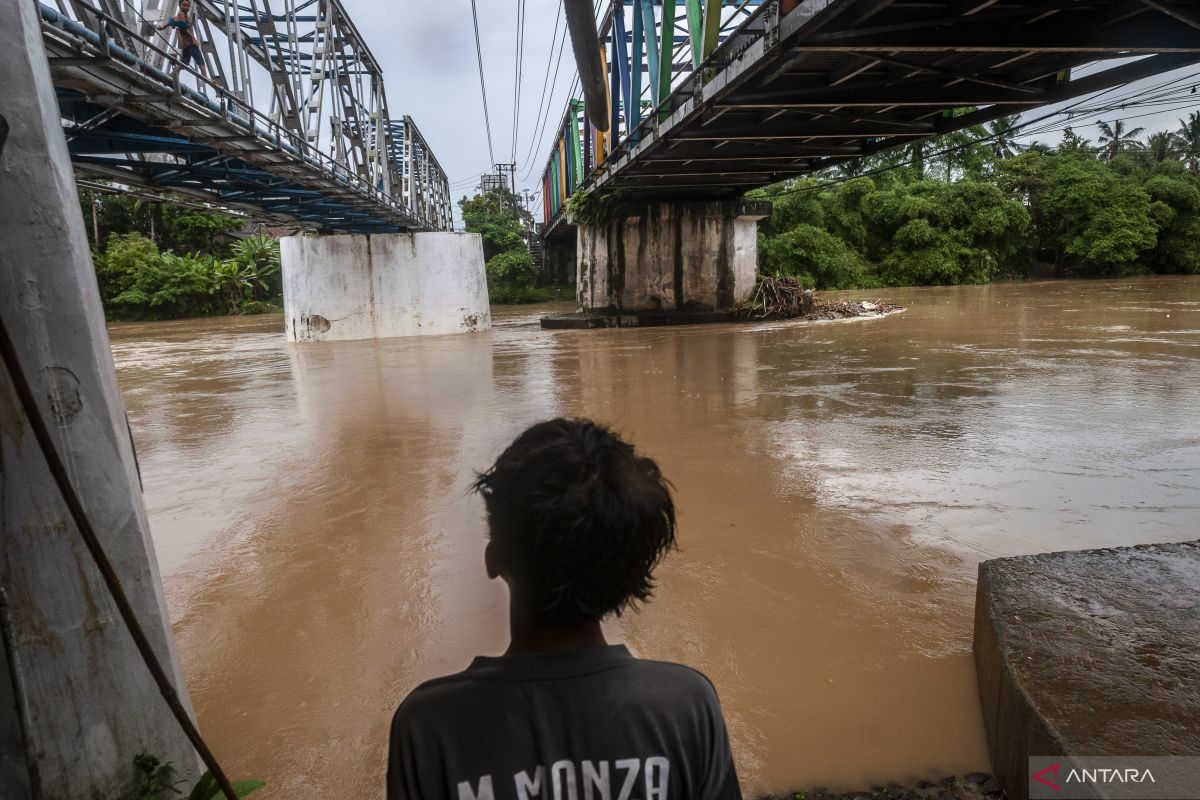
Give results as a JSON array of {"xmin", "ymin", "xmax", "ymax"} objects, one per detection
[{"xmin": 107, "ymin": 277, "xmax": 1200, "ymax": 798}]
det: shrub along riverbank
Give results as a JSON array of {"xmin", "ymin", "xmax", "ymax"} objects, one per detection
[
  {"xmin": 459, "ymin": 187, "xmax": 573, "ymax": 304},
  {"xmin": 79, "ymin": 192, "xmax": 282, "ymax": 321},
  {"xmin": 751, "ymin": 113, "xmax": 1200, "ymax": 290}
]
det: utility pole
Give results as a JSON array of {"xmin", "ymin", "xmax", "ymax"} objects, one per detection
[{"xmin": 492, "ymin": 162, "xmax": 516, "ymax": 213}]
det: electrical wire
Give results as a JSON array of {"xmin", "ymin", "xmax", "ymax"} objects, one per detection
[
  {"xmin": 518, "ymin": 0, "xmax": 570, "ymax": 176},
  {"xmin": 469, "ymin": 0, "xmax": 496, "ymax": 165},
  {"xmin": 510, "ymin": 0, "xmax": 527, "ymax": 164},
  {"xmin": 763, "ymin": 71, "xmax": 1200, "ymax": 199}
]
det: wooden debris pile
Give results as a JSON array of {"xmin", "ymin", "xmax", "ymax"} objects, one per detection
[{"xmin": 738, "ymin": 276, "xmax": 902, "ymax": 321}]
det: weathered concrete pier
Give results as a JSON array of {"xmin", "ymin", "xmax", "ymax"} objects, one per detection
[
  {"xmin": 575, "ymin": 199, "xmax": 770, "ymax": 314},
  {"xmin": 281, "ymin": 233, "xmax": 490, "ymax": 343},
  {"xmin": 974, "ymin": 540, "xmax": 1200, "ymax": 800}
]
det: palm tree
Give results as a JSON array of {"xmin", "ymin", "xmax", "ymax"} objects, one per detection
[
  {"xmin": 1175, "ymin": 111, "xmax": 1200, "ymax": 172},
  {"xmin": 1096, "ymin": 119, "xmax": 1146, "ymax": 160},
  {"xmin": 1060, "ymin": 126, "xmax": 1093, "ymax": 154},
  {"xmin": 987, "ymin": 114, "xmax": 1025, "ymax": 159},
  {"xmin": 1145, "ymin": 131, "xmax": 1177, "ymax": 163}
]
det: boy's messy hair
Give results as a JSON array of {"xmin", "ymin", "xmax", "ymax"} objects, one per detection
[{"xmin": 473, "ymin": 418, "xmax": 676, "ymax": 624}]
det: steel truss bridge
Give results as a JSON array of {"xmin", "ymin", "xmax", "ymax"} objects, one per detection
[
  {"xmin": 541, "ymin": 0, "xmax": 1200, "ymax": 234},
  {"xmin": 40, "ymin": 0, "xmax": 452, "ymax": 233}
]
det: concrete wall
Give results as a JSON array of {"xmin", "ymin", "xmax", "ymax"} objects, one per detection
[
  {"xmin": 541, "ymin": 231, "xmax": 576, "ymax": 286},
  {"xmin": 1, "ymin": 0, "xmax": 199, "ymax": 794},
  {"xmin": 282, "ymin": 232, "xmax": 490, "ymax": 342},
  {"xmin": 576, "ymin": 199, "xmax": 770, "ymax": 312},
  {"xmin": 975, "ymin": 541, "xmax": 1200, "ymax": 800}
]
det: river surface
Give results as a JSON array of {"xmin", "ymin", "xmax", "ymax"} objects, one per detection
[{"xmin": 108, "ymin": 277, "xmax": 1200, "ymax": 799}]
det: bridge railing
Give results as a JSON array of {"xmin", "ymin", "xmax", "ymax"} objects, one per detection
[
  {"xmin": 540, "ymin": 0, "xmax": 764, "ymax": 228},
  {"xmin": 39, "ymin": 0, "xmax": 453, "ymax": 231}
]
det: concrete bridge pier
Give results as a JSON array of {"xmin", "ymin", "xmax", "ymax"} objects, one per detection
[
  {"xmin": 574, "ymin": 199, "xmax": 771, "ymax": 317},
  {"xmin": 2, "ymin": 0, "xmax": 198, "ymax": 793},
  {"xmin": 281, "ymin": 232, "xmax": 491, "ymax": 342}
]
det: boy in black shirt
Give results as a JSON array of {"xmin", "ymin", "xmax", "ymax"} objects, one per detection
[{"xmin": 388, "ymin": 419, "xmax": 741, "ymax": 800}]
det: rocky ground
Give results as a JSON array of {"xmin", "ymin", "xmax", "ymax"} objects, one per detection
[{"xmin": 756, "ymin": 772, "xmax": 1006, "ymax": 800}]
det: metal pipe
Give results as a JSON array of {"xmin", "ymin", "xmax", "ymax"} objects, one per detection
[{"xmin": 564, "ymin": 0, "xmax": 609, "ymax": 130}]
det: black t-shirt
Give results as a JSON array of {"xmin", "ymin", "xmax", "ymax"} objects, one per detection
[{"xmin": 387, "ymin": 645, "xmax": 741, "ymax": 800}]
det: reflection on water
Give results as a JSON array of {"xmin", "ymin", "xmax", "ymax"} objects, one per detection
[{"xmin": 108, "ymin": 277, "xmax": 1200, "ymax": 798}]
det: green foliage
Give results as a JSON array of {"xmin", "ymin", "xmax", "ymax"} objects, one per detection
[
  {"xmin": 186, "ymin": 772, "xmax": 265, "ymax": 800},
  {"xmin": 564, "ymin": 189, "xmax": 634, "ymax": 226},
  {"xmin": 135, "ymin": 753, "xmax": 184, "ymax": 799},
  {"xmin": 1145, "ymin": 173, "xmax": 1200, "ymax": 274},
  {"xmin": 486, "ymin": 250, "xmax": 540, "ymax": 303},
  {"xmin": 162, "ymin": 206, "xmax": 241, "ymax": 254},
  {"xmin": 755, "ymin": 117, "xmax": 1200, "ymax": 289},
  {"xmin": 95, "ymin": 232, "xmax": 282, "ymax": 320},
  {"xmin": 864, "ymin": 180, "xmax": 1030, "ymax": 285},
  {"xmin": 998, "ymin": 150, "xmax": 1157, "ymax": 274},
  {"xmin": 133, "ymin": 754, "xmax": 264, "ymax": 800},
  {"xmin": 759, "ymin": 224, "xmax": 865, "ymax": 289},
  {"xmin": 77, "ymin": 190, "xmax": 243, "ymax": 255},
  {"xmin": 460, "ymin": 189, "xmax": 532, "ymax": 261}
]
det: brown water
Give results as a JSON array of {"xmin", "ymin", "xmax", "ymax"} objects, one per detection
[{"xmin": 108, "ymin": 277, "xmax": 1200, "ymax": 799}]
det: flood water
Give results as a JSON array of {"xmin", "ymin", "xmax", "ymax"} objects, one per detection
[{"xmin": 108, "ymin": 277, "xmax": 1200, "ymax": 799}]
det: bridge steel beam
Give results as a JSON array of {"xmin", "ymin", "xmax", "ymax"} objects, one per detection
[
  {"xmin": 38, "ymin": 0, "xmax": 453, "ymax": 232},
  {"xmin": 538, "ymin": 0, "xmax": 1200, "ymax": 317},
  {"xmin": 541, "ymin": 0, "xmax": 1200, "ymax": 232}
]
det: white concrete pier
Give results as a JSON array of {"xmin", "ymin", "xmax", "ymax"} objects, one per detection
[{"xmin": 281, "ymin": 232, "xmax": 491, "ymax": 342}]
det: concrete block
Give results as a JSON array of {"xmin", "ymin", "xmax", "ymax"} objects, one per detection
[
  {"xmin": 1, "ymin": 0, "xmax": 198, "ymax": 793},
  {"xmin": 281, "ymin": 231, "xmax": 490, "ymax": 342},
  {"xmin": 974, "ymin": 540, "xmax": 1200, "ymax": 800},
  {"xmin": 575, "ymin": 199, "xmax": 770, "ymax": 312}
]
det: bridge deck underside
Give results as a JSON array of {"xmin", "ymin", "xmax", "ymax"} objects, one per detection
[
  {"xmin": 587, "ymin": 0, "xmax": 1200, "ymax": 202},
  {"xmin": 41, "ymin": 7, "xmax": 426, "ymax": 233}
]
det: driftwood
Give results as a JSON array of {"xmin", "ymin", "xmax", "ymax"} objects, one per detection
[{"xmin": 737, "ymin": 276, "xmax": 902, "ymax": 321}]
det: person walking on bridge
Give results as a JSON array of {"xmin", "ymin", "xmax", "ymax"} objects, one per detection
[
  {"xmin": 387, "ymin": 418, "xmax": 742, "ymax": 800},
  {"xmin": 157, "ymin": 0, "xmax": 208, "ymax": 83}
]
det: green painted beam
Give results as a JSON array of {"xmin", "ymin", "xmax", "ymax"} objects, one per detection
[
  {"xmin": 569, "ymin": 99, "xmax": 584, "ymax": 183},
  {"xmin": 639, "ymin": 0, "xmax": 660, "ymax": 108},
  {"xmin": 685, "ymin": 0, "xmax": 704, "ymax": 67},
  {"xmin": 657, "ymin": 0, "xmax": 675, "ymax": 121},
  {"xmin": 702, "ymin": 0, "xmax": 722, "ymax": 61}
]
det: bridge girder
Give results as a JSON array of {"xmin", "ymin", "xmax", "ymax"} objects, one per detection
[
  {"xmin": 39, "ymin": 0, "xmax": 452, "ymax": 232},
  {"xmin": 540, "ymin": 0, "xmax": 1200, "ymax": 233}
]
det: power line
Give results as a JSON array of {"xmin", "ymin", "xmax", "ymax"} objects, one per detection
[
  {"xmin": 469, "ymin": 0, "xmax": 496, "ymax": 165},
  {"xmin": 764, "ymin": 72, "xmax": 1200, "ymax": 199},
  {"xmin": 510, "ymin": 0, "xmax": 527, "ymax": 164},
  {"xmin": 518, "ymin": 0, "xmax": 602, "ymax": 185},
  {"xmin": 518, "ymin": 0, "xmax": 568, "ymax": 176}
]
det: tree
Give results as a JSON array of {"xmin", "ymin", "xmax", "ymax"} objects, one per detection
[
  {"xmin": 1096, "ymin": 119, "xmax": 1145, "ymax": 161},
  {"xmin": 1059, "ymin": 127, "xmax": 1093, "ymax": 154},
  {"xmin": 460, "ymin": 189, "xmax": 531, "ymax": 261},
  {"xmin": 759, "ymin": 224, "xmax": 865, "ymax": 289},
  {"xmin": 1144, "ymin": 172, "xmax": 1200, "ymax": 274},
  {"xmin": 986, "ymin": 114, "xmax": 1026, "ymax": 160},
  {"xmin": 863, "ymin": 179, "xmax": 1029, "ymax": 285},
  {"xmin": 1145, "ymin": 131, "xmax": 1177, "ymax": 164},
  {"xmin": 1174, "ymin": 111, "xmax": 1200, "ymax": 173},
  {"xmin": 485, "ymin": 250, "xmax": 539, "ymax": 302},
  {"xmin": 1003, "ymin": 150, "xmax": 1157, "ymax": 274}
]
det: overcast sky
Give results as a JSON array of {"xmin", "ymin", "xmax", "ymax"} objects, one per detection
[{"xmin": 338, "ymin": 1, "xmax": 1200, "ymax": 226}]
